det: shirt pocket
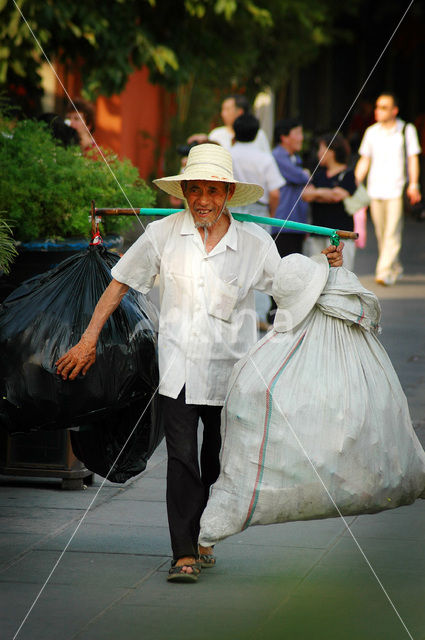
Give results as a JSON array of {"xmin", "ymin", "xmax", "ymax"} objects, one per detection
[{"xmin": 206, "ymin": 275, "xmax": 239, "ymax": 322}]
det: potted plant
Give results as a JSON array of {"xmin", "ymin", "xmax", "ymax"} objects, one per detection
[{"xmin": 0, "ymin": 115, "xmax": 156, "ymax": 296}]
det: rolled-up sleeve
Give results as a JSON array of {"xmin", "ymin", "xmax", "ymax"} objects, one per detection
[{"xmin": 111, "ymin": 224, "xmax": 161, "ymax": 294}]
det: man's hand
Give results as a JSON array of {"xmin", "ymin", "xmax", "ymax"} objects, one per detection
[
  {"xmin": 56, "ymin": 335, "xmax": 97, "ymax": 381},
  {"xmin": 322, "ymin": 241, "xmax": 344, "ymax": 267},
  {"xmin": 55, "ymin": 279, "xmax": 129, "ymax": 381},
  {"xmin": 406, "ymin": 183, "xmax": 421, "ymax": 206}
]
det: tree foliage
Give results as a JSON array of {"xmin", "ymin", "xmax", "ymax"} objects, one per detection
[{"xmin": 1, "ymin": 0, "xmax": 362, "ymax": 103}]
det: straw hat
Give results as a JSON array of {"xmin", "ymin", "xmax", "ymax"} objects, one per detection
[
  {"xmin": 273, "ymin": 253, "xmax": 329, "ymax": 332},
  {"xmin": 153, "ymin": 143, "xmax": 264, "ymax": 206}
]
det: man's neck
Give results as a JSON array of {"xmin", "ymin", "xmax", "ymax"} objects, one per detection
[
  {"xmin": 280, "ymin": 143, "xmax": 294, "ymax": 156},
  {"xmin": 380, "ymin": 118, "xmax": 397, "ymax": 130}
]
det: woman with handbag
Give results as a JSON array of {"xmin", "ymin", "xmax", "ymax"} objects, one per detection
[{"xmin": 303, "ymin": 132, "xmax": 357, "ymax": 271}]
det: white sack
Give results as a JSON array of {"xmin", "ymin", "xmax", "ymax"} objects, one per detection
[{"xmin": 199, "ymin": 267, "xmax": 425, "ymax": 546}]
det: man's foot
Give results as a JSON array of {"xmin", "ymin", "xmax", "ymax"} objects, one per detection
[
  {"xmin": 198, "ymin": 545, "xmax": 216, "ymax": 568},
  {"xmin": 167, "ymin": 556, "xmax": 201, "ymax": 583}
]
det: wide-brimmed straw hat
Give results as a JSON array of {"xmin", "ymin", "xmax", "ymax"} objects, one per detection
[
  {"xmin": 273, "ymin": 253, "xmax": 329, "ymax": 332},
  {"xmin": 153, "ymin": 143, "xmax": 264, "ymax": 206}
]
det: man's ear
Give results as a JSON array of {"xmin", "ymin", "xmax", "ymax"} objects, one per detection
[
  {"xmin": 181, "ymin": 180, "xmax": 187, "ymax": 197},
  {"xmin": 227, "ymin": 183, "xmax": 236, "ymax": 201}
]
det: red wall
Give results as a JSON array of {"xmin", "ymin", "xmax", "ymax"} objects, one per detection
[{"xmin": 57, "ymin": 66, "xmax": 174, "ymax": 180}]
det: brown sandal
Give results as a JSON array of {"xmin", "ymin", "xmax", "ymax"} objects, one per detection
[
  {"xmin": 167, "ymin": 560, "xmax": 201, "ymax": 583},
  {"xmin": 199, "ymin": 553, "xmax": 216, "ymax": 568}
]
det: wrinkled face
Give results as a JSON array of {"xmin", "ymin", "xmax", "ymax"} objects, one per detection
[
  {"xmin": 374, "ymin": 95, "xmax": 398, "ymax": 124},
  {"xmin": 282, "ymin": 126, "xmax": 304, "ymax": 154},
  {"xmin": 66, "ymin": 111, "xmax": 87, "ymax": 135},
  {"xmin": 183, "ymin": 180, "xmax": 235, "ymax": 228},
  {"xmin": 221, "ymin": 99, "xmax": 243, "ymax": 127}
]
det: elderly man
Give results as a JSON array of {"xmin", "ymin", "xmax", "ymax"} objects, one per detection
[{"xmin": 56, "ymin": 144, "xmax": 342, "ymax": 583}]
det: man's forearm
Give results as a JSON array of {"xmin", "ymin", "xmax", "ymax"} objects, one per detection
[
  {"xmin": 268, "ymin": 190, "xmax": 280, "ymax": 218},
  {"xmin": 407, "ymin": 154, "xmax": 420, "ymax": 186},
  {"xmin": 82, "ymin": 278, "xmax": 130, "ymax": 344},
  {"xmin": 354, "ymin": 156, "xmax": 370, "ymax": 185}
]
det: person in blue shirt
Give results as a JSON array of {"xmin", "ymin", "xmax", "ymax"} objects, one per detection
[
  {"xmin": 271, "ymin": 119, "xmax": 310, "ymax": 255},
  {"xmin": 267, "ymin": 119, "xmax": 310, "ymax": 323}
]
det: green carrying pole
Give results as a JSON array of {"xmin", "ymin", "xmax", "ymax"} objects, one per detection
[{"xmin": 93, "ymin": 206, "xmax": 359, "ymax": 246}]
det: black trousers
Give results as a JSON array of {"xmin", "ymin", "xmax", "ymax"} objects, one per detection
[
  {"xmin": 160, "ymin": 387, "xmax": 222, "ymax": 560},
  {"xmin": 268, "ymin": 232, "xmax": 306, "ymax": 322}
]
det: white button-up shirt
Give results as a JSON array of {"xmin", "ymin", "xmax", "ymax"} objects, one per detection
[
  {"xmin": 359, "ymin": 119, "xmax": 421, "ymax": 199},
  {"xmin": 230, "ymin": 142, "xmax": 285, "ymax": 205},
  {"xmin": 111, "ymin": 209, "xmax": 280, "ymax": 405}
]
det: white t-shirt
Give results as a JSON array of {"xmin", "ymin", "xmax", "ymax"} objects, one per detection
[
  {"xmin": 358, "ymin": 119, "xmax": 421, "ymax": 199},
  {"xmin": 230, "ymin": 142, "xmax": 285, "ymax": 205},
  {"xmin": 209, "ymin": 126, "xmax": 271, "ymax": 152},
  {"xmin": 111, "ymin": 210, "xmax": 280, "ymax": 405}
]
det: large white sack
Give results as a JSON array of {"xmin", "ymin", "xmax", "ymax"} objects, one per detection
[{"xmin": 199, "ymin": 266, "xmax": 425, "ymax": 546}]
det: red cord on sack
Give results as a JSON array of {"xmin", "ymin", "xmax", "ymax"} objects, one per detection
[{"xmin": 90, "ymin": 232, "xmax": 103, "ymax": 246}]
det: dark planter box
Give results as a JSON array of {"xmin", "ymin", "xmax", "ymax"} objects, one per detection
[{"xmin": 0, "ymin": 428, "xmax": 94, "ymax": 490}]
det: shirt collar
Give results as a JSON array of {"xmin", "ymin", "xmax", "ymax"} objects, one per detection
[
  {"xmin": 179, "ymin": 208, "xmax": 238, "ymax": 251},
  {"xmin": 180, "ymin": 208, "xmax": 196, "ymax": 235},
  {"xmin": 377, "ymin": 118, "xmax": 403, "ymax": 133},
  {"xmin": 275, "ymin": 145, "xmax": 290, "ymax": 158}
]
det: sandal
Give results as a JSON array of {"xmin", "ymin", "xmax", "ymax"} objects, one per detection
[
  {"xmin": 167, "ymin": 560, "xmax": 201, "ymax": 583},
  {"xmin": 199, "ymin": 553, "xmax": 216, "ymax": 568}
]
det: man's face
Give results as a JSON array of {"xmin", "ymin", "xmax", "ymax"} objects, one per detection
[
  {"xmin": 183, "ymin": 180, "xmax": 235, "ymax": 228},
  {"xmin": 374, "ymin": 95, "xmax": 398, "ymax": 124},
  {"xmin": 281, "ymin": 126, "xmax": 303, "ymax": 154},
  {"xmin": 221, "ymin": 99, "xmax": 243, "ymax": 127}
]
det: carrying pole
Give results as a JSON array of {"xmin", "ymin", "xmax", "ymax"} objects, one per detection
[{"xmin": 91, "ymin": 205, "xmax": 359, "ymax": 246}]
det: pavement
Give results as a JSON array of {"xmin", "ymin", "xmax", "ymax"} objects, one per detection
[{"xmin": 1, "ymin": 215, "xmax": 425, "ymax": 640}]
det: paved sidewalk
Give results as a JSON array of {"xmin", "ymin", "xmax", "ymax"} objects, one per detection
[{"xmin": 1, "ymin": 217, "xmax": 425, "ymax": 640}]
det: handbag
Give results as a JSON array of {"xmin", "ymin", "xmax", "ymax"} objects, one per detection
[{"xmin": 343, "ymin": 183, "xmax": 370, "ymax": 216}]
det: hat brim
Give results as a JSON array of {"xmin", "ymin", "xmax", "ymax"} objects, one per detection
[
  {"xmin": 274, "ymin": 254, "xmax": 329, "ymax": 332},
  {"xmin": 153, "ymin": 175, "xmax": 264, "ymax": 207}
]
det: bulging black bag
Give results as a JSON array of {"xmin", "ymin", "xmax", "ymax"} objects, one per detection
[{"xmin": 0, "ymin": 245, "xmax": 163, "ymax": 481}]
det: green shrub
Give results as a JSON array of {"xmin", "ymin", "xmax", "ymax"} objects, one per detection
[{"xmin": 0, "ymin": 118, "xmax": 156, "ymax": 242}]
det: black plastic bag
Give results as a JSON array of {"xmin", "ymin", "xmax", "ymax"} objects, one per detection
[
  {"xmin": 70, "ymin": 389, "xmax": 162, "ymax": 483},
  {"xmin": 0, "ymin": 245, "xmax": 159, "ymax": 433}
]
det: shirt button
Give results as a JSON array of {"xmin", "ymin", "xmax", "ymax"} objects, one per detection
[{"xmin": 199, "ymin": 278, "xmax": 204, "ymax": 286}]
